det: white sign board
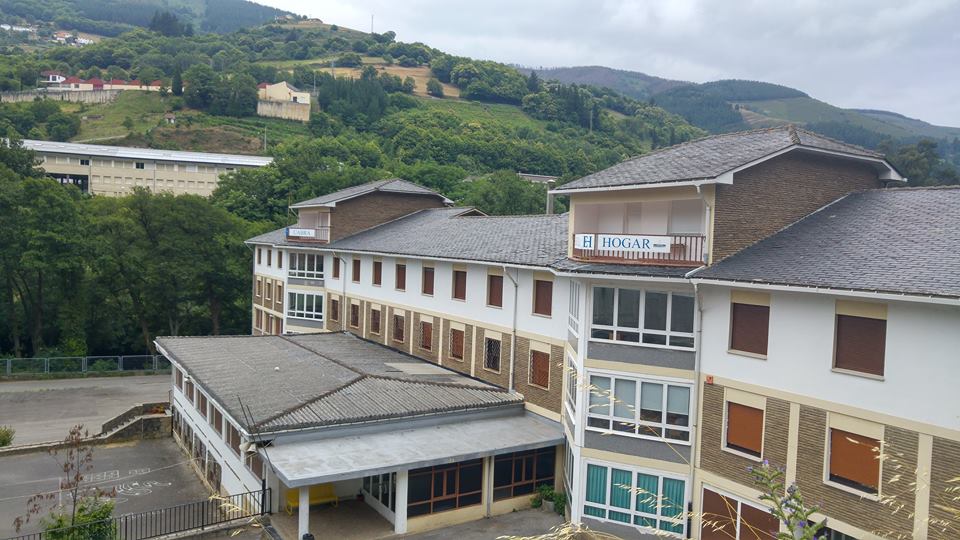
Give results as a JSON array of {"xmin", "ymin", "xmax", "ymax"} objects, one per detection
[
  {"xmin": 576, "ymin": 233, "xmax": 672, "ymax": 253},
  {"xmin": 286, "ymin": 227, "xmax": 316, "ymax": 238}
]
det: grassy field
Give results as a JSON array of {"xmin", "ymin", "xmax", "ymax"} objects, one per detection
[
  {"xmin": 74, "ymin": 92, "xmax": 171, "ymax": 142},
  {"xmin": 738, "ymin": 96, "xmax": 911, "ymax": 137},
  {"xmin": 416, "ymin": 98, "xmax": 542, "ymax": 130}
]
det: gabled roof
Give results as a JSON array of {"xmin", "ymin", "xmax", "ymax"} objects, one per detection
[
  {"xmin": 257, "ymin": 82, "xmax": 269, "ymax": 89},
  {"xmin": 156, "ymin": 332, "xmax": 520, "ymax": 433},
  {"xmin": 324, "ymin": 207, "xmax": 568, "ymax": 266},
  {"xmin": 63, "ymin": 76, "xmax": 83, "ymax": 84},
  {"xmin": 290, "ymin": 178, "xmax": 453, "ymax": 208},
  {"xmin": 553, "ymin": 125, "xmax": 902, "ymax": 193},
  {"xmin": 691, "ymin": 187, "xmax": 960, "ymax": 300}
]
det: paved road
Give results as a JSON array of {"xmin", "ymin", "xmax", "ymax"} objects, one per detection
[
  {"xmin": 0, "ymin": 438, "xmax": 209, "ymax": 538},
  {"xmin": 0, "ymin": 375, "xmax": 170, "ymax": 446}
]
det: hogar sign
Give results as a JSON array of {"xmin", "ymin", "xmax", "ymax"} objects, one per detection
[{"xmin": 574, "ymin": 233, "xmax": 672, "ymax": 253}]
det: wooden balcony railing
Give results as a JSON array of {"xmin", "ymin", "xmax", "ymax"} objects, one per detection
[
  {"xmin": 571, "ymin": 233, "xmax": 706, "ymax": 266},
  {"xmin": 284, "ymin": 226, "xmax": 331, "ymax": 243}
]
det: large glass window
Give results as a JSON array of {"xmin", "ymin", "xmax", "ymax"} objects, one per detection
[
  {"xmin": 287, "ymin": 292, "xmax": 324, "ymax": 320},
  {"xmin": 407, "ymin": 459, "xmax": 483, "ymax": 517},
  {"xmin": 363, "ymin": 472, "xmax": 397, "ymax": 513},
  {"xmin": 591, "ymin": 287, "xmax": 694, "ymax": 349},
  {"xmin": 583, "ymin": 462, "xmax": 686, "ymax": 536},
  {"xmin": 288, "ymin": 253, "xmax": 323, "ymax": 279},
  {"xmin": 493, "ymin": 447, "xmax": 555, "ymax": 500},
  {"xmin": 586, "ymin": 374, "xmax": 691, "ymax": 443}
]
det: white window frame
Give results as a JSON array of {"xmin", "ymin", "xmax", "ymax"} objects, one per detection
[
  {"xmin": 288, "ymin": 252, "xmax": 324, "ymax": 279},
  {"xmin": 582, "ymin": 459, "xmax": 688, "ymax": 537},
  {"xmin": 568, "ymin": 280, "xmax": 581, "ymax": 336},
  {"xmin": 589, "ymin": 286, "xmax": 695, "ymax": 350},
  {"xmin": 287, "ymin": 292, "xmax": 324, "ymax": 320},
  {"xmin": 585, "ymin": 371, "xmax": 692, "ymax": 445},
  {"xmin": 564, "ymin": 353, "xmax": 579, "ymax": 427}
]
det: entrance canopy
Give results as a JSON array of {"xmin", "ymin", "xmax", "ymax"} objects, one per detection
[{"xmin": 265, "ymin": 412, "xmax": 563, "ymax": 488}]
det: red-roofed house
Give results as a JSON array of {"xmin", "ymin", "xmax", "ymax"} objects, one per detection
[{"xmin": 86, "ymin": 77, "xmax": 104, "ymax": 89}]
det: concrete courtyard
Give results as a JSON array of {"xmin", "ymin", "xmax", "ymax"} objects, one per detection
[
  {"xmin": 0, "ymin": 438, "xmax": 209, "ymax": 538},
  {"xmin": 0, "ymin": 375, "xmax": 170, "ymax": 446}
]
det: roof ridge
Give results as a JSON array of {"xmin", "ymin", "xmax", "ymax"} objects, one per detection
[
  {"xmin": 791, "ymin": 125, "xmax": 881, "ymax": 157},
  {"xmin": 326, "ymin": 206, "xmax": 462, "ymax": 243},
  {"xmin": 254, "ymin": 374, "xmax": 368, "ymax": 429},
  {"xmin": 363, "ymin": 373, "xmax": 514, "ymax": 393}
]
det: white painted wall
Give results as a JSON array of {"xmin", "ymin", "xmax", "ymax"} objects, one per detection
[
  {"xmin": 253, "ymin": 246, "xmax": 287, "ymax": 281},
  {"xmin": 699, "ymin": 285, "xmax": 960, "ymax": 431},
  {"xmin": 170, "ymin": 365, "xmax": 262, "ymax": 496},
  {"xmin": 326, "ymin": 253, "xmax": 569, "ymax": 340}
]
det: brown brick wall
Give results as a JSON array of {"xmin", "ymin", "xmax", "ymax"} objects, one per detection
[
  {"xmin": 440, "ymin": 318, "xmax": 473, "ymax": 374},
  {"xmin": 713, "ymin": 152, "xmax": 881, "ymax": 261},
  {"xmin": 700, "ymin": 383, "xmax": 790, "ymax": 489},
  {"xmin": 513, "ymin": 337, "xmax": 563, "ymax": 413},
  {"xmin": 253, "ymin": 276, "xmax": 284, "ymax": 314},
  {"xmin": 929, "ymin": 437, "xmax": 960, "ymax": 540},
  {"xmin": 473, "ymin": 328, "xmax": 510, "ymax": 389},
  {"xmin": 411, "ymin": 313, "xmax": 440, "ymax": 363},
  {"xmin": 795, "ymin": 406, "xmax": 917, "ymax": 538},
  {"xmin": 331, "ymin": 193, "xmax": 447, "ymax": 241}
]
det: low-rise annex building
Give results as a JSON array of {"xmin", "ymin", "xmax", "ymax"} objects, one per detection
[
  {"xmin": 23, "ymin": 139, "xmax": 273, "ymax": 196},
  {"xmin": 158, "ymin": 332, "xmax": 563, "ymax": 538}
]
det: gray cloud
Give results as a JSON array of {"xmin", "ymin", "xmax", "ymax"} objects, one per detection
[{"xmin": 266, "ymin": 0, "xmax": 960, "ymax": 126}]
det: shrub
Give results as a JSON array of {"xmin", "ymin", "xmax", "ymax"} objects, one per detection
[{"xmin": 0, "ymin": 425, "xmax": 14, "ymax": 447}]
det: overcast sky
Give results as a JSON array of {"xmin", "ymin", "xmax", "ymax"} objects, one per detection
[{"xmin": 259, "ymin": 0, "xmax": 960, "ymax": 126}]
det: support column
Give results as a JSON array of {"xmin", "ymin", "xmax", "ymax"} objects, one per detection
[
  {"xmin": 298, "ymin": 486, "xmax": 309, "ymax": 539},
  {"xmin": 394, "ymin": 470, "xmax": 409, "ymax": 534}
]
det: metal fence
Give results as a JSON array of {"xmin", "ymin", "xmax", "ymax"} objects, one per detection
[
  {"xmin": 4, "ymin": 487, "xmax": 270, "ymax": 540},
  {"xmin": 2, "ymin": 355, "xmax": 170, "ymax": 376}
]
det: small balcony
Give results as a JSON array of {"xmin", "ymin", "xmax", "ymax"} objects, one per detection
[
  {"xmin": 285, "ymin": 226, "xmax": 330, "ymax": 243},
  {"xmin": 570, "ymin": 198, "xmax": 707, "ymax": 267},
  {"xmin": 572, "ymin": 233, "xmax": 705, "ymax": 266}
]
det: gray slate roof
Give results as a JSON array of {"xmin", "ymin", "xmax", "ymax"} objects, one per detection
[
  {"xmin": 692, "ymin": 187, "xmax": 960, "ymax": 299},
  {"xmin": 554, "ymin": 125, "xmax": 885, "ymax": 192},
  {"xmin": 290, "ymin": 179, "xmax": 452, "ymax": 208},
  {"xmin": 325, "ymin": 208, "xmax": 569, "ymax": 266},
  {"xmin": 156, "ymin": 332, "xmax": 520, "ymax": 433},
  {"xmin": 22, "ymin": 139, "xmax": 273, "ymax": 167}
]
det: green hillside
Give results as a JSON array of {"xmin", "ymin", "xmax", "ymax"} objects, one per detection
[
  {"xmin": 517, "ymin": 65, "xmax": 687, "ymax": 100},
  {"xmin": 0, "ymin": 0, "xmax": 294, "ymax": 36}
]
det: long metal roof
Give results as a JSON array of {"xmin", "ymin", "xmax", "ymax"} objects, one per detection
[{"xmin": 22, "ymin": 139, "xmax": 273, "ymax": 167}]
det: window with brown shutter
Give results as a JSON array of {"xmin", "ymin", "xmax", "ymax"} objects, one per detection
[
  {"xmin": 700, "ymin": 489, "xmax": 737, "ymax": 540},
  {"xmin": 420, "ymin": 321, "xmax": 433, "ymax": 350},
  {"xmin": 453, "ymin": 270, "xmax": 467, "ymax": 300},
  {"xmin": 371, "ymin": 309, "xmax": 381, "ymax": 334},
  {"xmin": 487, "ymin": 275, "xmax": 503, "ymax": 307},
  {"xmin": 396, "ymin": 264, "xmax": 406, "ymax": 290},
  {"xmin": 393, "ymin": 315, "xmax": 405, "ymax": 342},
  {"xmin": 530, "ymin": 350, "xmax": 550, "ymax": 388},
  {"xmin": 255, "ymin": 279, "xmax": 261, "ymax": 297},
  {"xmin": 533, "ymin": 280, "xmax": 553, "ymax": 316},
  {"xmin": 352, "ymin": 259, "xmax": 361, "ymax": 283},
  {"xmin": 350, "ymin": 303, "xmax": 360, "ymax": 327},
  {"xmin": 175, "ymin": 369, "xmax": 183, "ymax": 390},
  {"xmin": 829, "ymin": 428, "xmax": 881, "ymax": 494},
  {"xmin": 331, "ymin": 299, "xmax": 340, "ymax": 321},
  {"xmin": 332, "ymin": 257, "xmax": 340, "ymax": 279},
  {"xmin": 730, "ymin": 303, "xmax": 769, "ymax": 356},
  {"xmin": 726, "ymin": 402, "xmax": 764, "ymax": 457},
  {"xmin": 373, "ymin": 261, "xmax": 382, "ymax": 286},
  {"xmin": 267, "ymin": 249, "xmax": 272, "ymax": 266},
  {"xmin": 257, "ymin": 248, "xmax": 261, "ymax": 265},
  {"xmin": 834, "ymin": 315, "xmax": 886, "ymax": 376},
  {"xmin": 277, "ymin": 251, "xmax": 282, "ymax": 269},
  {"xmin": 739, "ymin": 504, "xmax": 779, "ymax": 539},
  {"xmin": 275, "ymin": 318, "xmax": 282, "ymax": 334},
  {"xmin": 450, "ymin": 328, "xmax": 464, "ymax": 360},
  {"xmin": 422, "ymin": 267, "xmax": 434, "ymax": 296}
]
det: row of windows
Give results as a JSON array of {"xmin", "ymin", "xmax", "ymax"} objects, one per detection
[
  {"xmin": 583, "ymin": 462, "xmax": 686, "ymax": 536},
  {"xmin": 723, "ymin": 397, "xmax": 882, "ymax": 496},
  {"xmin": 587, "ymin": 374, "xmax": 692, "ymax": 444},
  {"xmin": 253, "ymin": 307, "xmax": 282, "ymax": 335},
  {"xmin": 335, "ymin": 301, "xmax": 554, "ymax": 390},
  {"xmin": 728, "ymin": 296, "xmax": 888, "ymax": 378},
  {"xmin": 174, "ymin": 368, "xmax": 262, "ymax": 481},
  {"xmin": 592, "ymin": 287, "xmax": 695, "ymax": 349},
  {"xmin": 91, "ymin": 176, "xmax": 216, "ymax": 189},
  {"xmin": 45, "ymin": 155, "xmax": 226, "ymax": 173},
  {"xmin": 334, "ymin": 257, "xmax": 554, "ymax": 317}
]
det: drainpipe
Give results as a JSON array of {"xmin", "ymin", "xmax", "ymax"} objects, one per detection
[
  {"xmin": 689, "ymin": 280, "xmax": 705, "ymax": 523},
  {"xmin": 695, "ymin": 183, "xmax": 712, "ymax": 265},
  {"xmin": 502, "ymin": 265, "xmax": 519, "ymax": 392}
]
